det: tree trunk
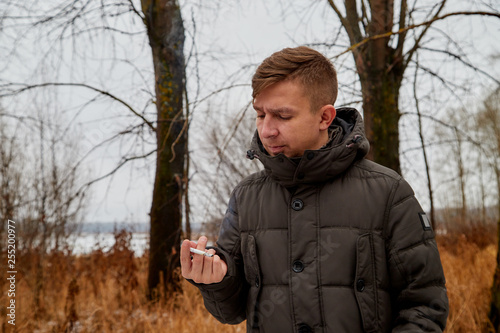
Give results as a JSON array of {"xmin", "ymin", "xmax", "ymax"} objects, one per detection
[
  {"xmin": 477, "ymin": 154, "xmax": 486, "ymax": 225},
  {"xmin": 454, "ymin": 129, "xmax": 467, "ymax": 223},
  {"xmin": 482, "ymin": 88, "xmax": 500, "ymax": 331},
  {"xmin": 141, "ymin": 0, "xmax": 186, "ymax": 298},
  {"xmin": 184, "ymin": 91, "xmax": 191, "ymax": 241},
  {"xmin": 414, "ymin": 62, "xmax": 435, "ymax": 228},
  {"xmin": 336, "ymin": 0, "xmax": 404, "ymax": 173},
  {"xmin": 327, "ymin": 0, "xmax": 451, "ymax": 174},
  {"xmin": 489, "ymin": 161, "xmax": 500, "ymax": 331},
  {"xmin": 361, "ymin": 69, "xmax": 402, "ymax": 174}
]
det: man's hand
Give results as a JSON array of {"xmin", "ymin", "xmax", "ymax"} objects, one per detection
[{"xmin": 180, "ymin": 236, "xmax": 228, "ymax": 284}]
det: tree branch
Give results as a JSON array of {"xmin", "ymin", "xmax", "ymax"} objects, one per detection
[
  {"xmin": 0, "ymin": 82, "xmax": 156, "ymax": 131},
  {"xmin": 332, "ymin": 10, "xmax": 500, "ymax": 59},
  {"xmin": 394, "ymin": 0, "xmax": 407, "ymax": 59},
  {"xmin": 403, "ymin": 0, "xmax": 448, "ymax": 73},
  {"xmin": 77, "ymin": 149, "xmax": 156, "ymax": 194},
  {"xmin": 326, "ymin": 0, "xmax": 361, "ymax": 47},
  {"xmin": 360, "ymin": 0, "xmax": 369, "ymax": 33},
  {"xmin": 401, "ymin": 111, "xmax": 483, "ymax": 149},
  {"xmin": 127, "ymin": 0, "xmax": 145, "ymax": 21},
  {"xmin": 189, "ymin": 83, "xmax": 249, "ymax": 107},
  {"xmin": 419, "ymin": 46, "xmax": 500, "ymax": 85},
  {"xmin": 344, "ymin": 0, "xmax": 363, "ymax": 44}
]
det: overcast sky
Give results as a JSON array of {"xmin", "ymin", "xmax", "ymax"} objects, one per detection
[{"xmin": 1, "ymin": 0, "xmax": 499, "ymax": 226}]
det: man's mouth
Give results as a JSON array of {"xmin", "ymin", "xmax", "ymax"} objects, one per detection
[{"xmin": 266, "ymin": 145, "xmax": 285, "ymax": 155}]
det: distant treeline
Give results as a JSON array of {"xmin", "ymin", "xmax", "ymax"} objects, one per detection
[{"xmin": 78, "ymin": 222, "xmax": 150, "ymax": 233}]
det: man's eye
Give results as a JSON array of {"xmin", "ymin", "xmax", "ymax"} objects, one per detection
[
  {"xmin": 279, "ymin": 116, "xmax": 291, "ymax": 120},
  {"xmin": 256, "ymin": 114, "xmax": 265, "ymax": 119}
]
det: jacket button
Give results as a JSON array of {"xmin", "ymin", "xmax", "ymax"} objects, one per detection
[
  {"xmin": 255, "ymin": 276, "xmax": 260, "ymax": 288},
  {"xmin": 306, "ymin": 152, "xmax": 314, "ymax": 160},
  {"xmin": 298, "ymin": 323, "xmax": 312, "ymax": 333},
  {"xmin": 292, "ymin": 260, "xmax": 304, "ymax": 273},
  {"xmin": 291, "ymin": 199, "xmax": 304, "ymax": 211},
  {"xmin": 356, "ymin": 279, "xmax": 365, "ymax": 292}
]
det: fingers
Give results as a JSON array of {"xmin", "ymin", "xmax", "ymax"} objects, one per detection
[
  {"xmin": 190, "ymin": 236, "xmax": 208, "ymax": 280},
  {"xmin": 187, "ymin": 240, "xmax": 198, "ymax": 248},
  {"xmin": 180, "ymin": 239, "xmax": 193, "ymax": 278},
  {"xmin": 201, "ymin": 251, "xmax": 214, "ymax": 281},
  {"xmin": 180, "ymin": 236, "xmax": 227, "ymax": 284},
  {"xmin": 196, "ymin": 236, "xmax": 208, "ymax": 253}
]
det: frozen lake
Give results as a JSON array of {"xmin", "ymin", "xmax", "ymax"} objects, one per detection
[
  {"xmin": 66, "ymin": 222, "xmax": 209, "ymax": 257},
  {"xmin": 69, "ymin": 232, "xmax": 149, "ymax": 257}
]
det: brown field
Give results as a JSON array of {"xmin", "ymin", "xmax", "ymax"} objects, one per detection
[{"xmin": 0, "ymin": 227, "xmax": 496, "ymax": 333}]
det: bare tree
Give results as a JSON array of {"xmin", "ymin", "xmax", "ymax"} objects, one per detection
[
  {"xmin": 324, "ymin": 0, "xmax": 500, "ymax": 173},
  {"xmin": 0, "ymin": 116, "xmax": 26, "ymax": 241},
  {"xmin": 0, "ymin": 107, "xmax": 88, "ymax": 316},
  {"xmin": 141, "ymin": 0, "xmax": 187, "ymax": 297},
  {"xmin": 454, "ymin": 126, "xmax": 468, "ymax": 222},
  {"xmin": 413, "ymin": 53, "xmax": 435, "ymax": 228},
  {"xmin": 476, "ymin": 88, "xmax": 500, "ymax": 330},
  {"xmin": 0, "ymin": 0, "xmax": 188, "ymax": 298},
  {"xmin": 427, "ymin": 105, "xmax": 481, "ymax": 229},
  {"xmin": 198, "ymin": 103, "xmax": 262, "ymax": 238},
  {"xmin": 0, "ymin": 110, "xmax": 87, "ymax": 249}
]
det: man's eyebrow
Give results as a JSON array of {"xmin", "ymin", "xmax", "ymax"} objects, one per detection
[
  {"xmin": 271, "ymin": 107, "xmax": 295, "ymax": 114},
  {"xmin": 253, "ymin": 106, "xmax": 296, "ymax": 114}
]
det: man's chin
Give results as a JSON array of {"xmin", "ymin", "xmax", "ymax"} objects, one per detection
[{"xmin": 267, "ymin": 149, "xmax": 305, "ymax": 159}]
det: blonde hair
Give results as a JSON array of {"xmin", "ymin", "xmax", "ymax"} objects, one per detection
[{"xmin": 252, "ymin": 46, "xmax": 338, "ymax": 112}]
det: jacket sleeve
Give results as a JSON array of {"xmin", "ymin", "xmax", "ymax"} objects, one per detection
[
  {"xmin": 385, "ymin": 178, "xmax": 449, "ymax": 332},
  {"xmin": 188, "ymin": 190, "xmax": 249, "ymax": 324}
]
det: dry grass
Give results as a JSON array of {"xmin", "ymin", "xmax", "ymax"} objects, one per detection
[
  {"xmin": 437, "ymin": 224, "xmax": 497, "ymax": 332},
  {"xmin": 0, "ymin": 227, "xmax": 496, "ymax": 332},
  {"xmin": 0, "ymin": 231, "xmax": 245, "ymax": 333}
]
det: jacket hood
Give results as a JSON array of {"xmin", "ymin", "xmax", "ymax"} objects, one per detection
[{"xmin": 247, "ymin": 107, "xmax": 369, "ymax": 187}]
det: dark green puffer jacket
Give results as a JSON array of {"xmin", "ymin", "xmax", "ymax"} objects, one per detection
[{"xmin": 193, "ymin": 108, "xmax": 448, "ymax": 332}]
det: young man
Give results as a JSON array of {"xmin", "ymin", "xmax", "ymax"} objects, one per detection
[{"xmin": 181, "ymin": 46, "xmax": 448, "ymax": 332}]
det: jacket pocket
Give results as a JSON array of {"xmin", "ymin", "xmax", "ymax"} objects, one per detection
[
  {"xmin": 354, "ymin": 233, "xmax": 379, "ymax": 333},
  {"xmin": 241, "ymin": 233, "xmax": 262, "ymax": 330}
]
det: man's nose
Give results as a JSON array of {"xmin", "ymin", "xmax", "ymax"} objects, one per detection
[{"xmin": 260, "ymin": 116, "xmax": 278, "ymax": 138}]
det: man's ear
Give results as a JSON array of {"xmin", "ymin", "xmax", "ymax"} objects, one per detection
[{"xmin": 319, "ymin": 105, "xmax": 336, "ymax": 131}]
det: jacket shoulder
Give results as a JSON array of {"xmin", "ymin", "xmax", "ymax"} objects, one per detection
[
  {"xmin": 352, "ymin": 158, "xmax": 402, "ymax": 181},
  {"xmin": 235, "ymin": 170, "xmax": 268, "ymax": 189},
  {"xmin": 350, "ymin": 159, "xmax": 415, "ymax": 203}
]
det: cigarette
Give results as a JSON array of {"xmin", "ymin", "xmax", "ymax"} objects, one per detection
[{"xmin": 190, "ymin": 247, "xmax": 214, "ymax": 257}]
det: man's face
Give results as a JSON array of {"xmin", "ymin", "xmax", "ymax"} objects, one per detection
[{"xmin": 253, "ymin": 79, "xmax": 332, "ymax": 158}]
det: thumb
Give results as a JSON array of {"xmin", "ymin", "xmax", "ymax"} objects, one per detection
[{"xmin": 213, "ymin": 255, "xmax": 228, "ymax": 282}]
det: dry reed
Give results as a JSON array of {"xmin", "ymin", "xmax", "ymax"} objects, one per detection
[
  {"xmin": 437, "ymin": 224, "xmax": 497, "ymax": 332},
  {"xmin": 0, "ymin": 227, "xmax": 496, "ymax": 332}
]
